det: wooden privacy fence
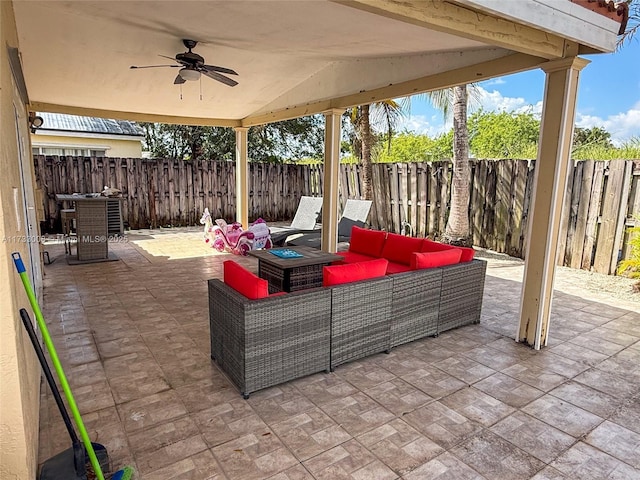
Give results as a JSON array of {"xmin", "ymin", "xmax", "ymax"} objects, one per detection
[
  {"xmin": 34, "ymin": 155, "xmax": 639, "ymax": 274},
  {"xmin": 34, "ymin": 156, "xmax": 322, "ymax": 230}
]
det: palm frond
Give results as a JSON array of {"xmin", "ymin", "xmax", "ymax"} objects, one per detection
[{"xmin": 617, "ymin": 0, "xmax": 639, "ymax": 49}]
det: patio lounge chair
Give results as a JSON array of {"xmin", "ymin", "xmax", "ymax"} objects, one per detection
[
  {"xmin": 269, "ymin": 196, "xmax": 323, "ymax": 246},
  {"xmin": 286, "ymin": 199, "xmax": 372, "ymax": 249}
]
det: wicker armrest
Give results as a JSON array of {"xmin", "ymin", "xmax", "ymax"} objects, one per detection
[
  {"xmin": 208, "ymin": 280, "xmax": 331, "ymax": 398},
  {"xmin": 437, "ymin": 259, "xmax": 487, "ymax": 334},
  {"xmin": 329, "ymin": 276, "xmax": 393, "ymax": 369},
  {"xmin": 389, "ymin": 267, "xmax": 443, "ymax": 348}
]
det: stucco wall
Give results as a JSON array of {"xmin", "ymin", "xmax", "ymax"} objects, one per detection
[
  {"xmin": 32, "ymin": 133, "xmax": 143, "ymax": 157},
  {"xmin": 0, "ymin": 1, "xmax": 41, "ymax": 479}
]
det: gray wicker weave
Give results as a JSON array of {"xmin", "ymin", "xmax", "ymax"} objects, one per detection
[
  {"xmin": 208, "ymin": 280, "xmax": 331, "ymax": 398},
  {"xmin": 329, "ymin": 276, "xmax": 393, "ymax": 370},
  {"xmin": 437, "ymin": 259, "xmax": 487, "ymax": 334},
  {"xmin": 390, "ymin": 267, "xmax": 442, "ymax": 348}
]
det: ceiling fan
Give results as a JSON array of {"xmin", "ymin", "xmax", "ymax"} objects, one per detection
[{"xmin": 130, "ymin": 39, "xmax": 238, "ymax": 87}]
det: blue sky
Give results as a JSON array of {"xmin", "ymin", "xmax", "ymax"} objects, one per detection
[{"xmin": 401, "ymin": 41, "xmax": 640, "ymax": 145}]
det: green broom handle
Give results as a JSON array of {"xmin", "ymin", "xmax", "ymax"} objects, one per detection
[{"xmin": 12, "ymin": 252, "xmax": 105, "ymax": 480}]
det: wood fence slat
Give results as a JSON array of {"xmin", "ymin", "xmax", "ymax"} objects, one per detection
[
  {"xmin": 416, "ymin": 163, "xmax": 427, "ymax": 237},
  {"xmin": 610, "ymin": 161, "xmax": 633, "ymax": 274},
  {"xmin": 582, "ymin": 161, "xmax": 605, "ymax": 269},
  {"xmin": 521, "ymin": 160, "xmax": 535, "ymax": 258},
  {"xmin": 483, "ymin": 161, "xmax": 497, "ymax": 249},
  {"xmin": 621, "ymin": 169, "xmax": 640, "ymax": 260},
  {"xmin": 557, "ymin": 160, "xmax": 575, "ymax": 266},
  {"xmin": 570, "ymin": 160, "xmax": 594, "ymax": 269},
  {"xmin": 495, "ymin": 160, "xmax": 511, "ymax": 253},
  {"xmin": 371, "ymin": 164, "xmax": 384, "ymax": 230},
  {"xmin": 594, "ymin": 161, "xmax": 627, "ymax": 273},
  {"xmin": 390, "ymin": 163, "xmax": 401, "ymax": 233},
  {"xmin": 382, "ymin": 164, "xmax": 393, "ymax": 231},
  {"xmin": 399, "ymin": 164, "xmax": 409, "ymax": 232},
  {"xmin": 471, "ymin": 160, "xmax": 485, "ymax": 246}
]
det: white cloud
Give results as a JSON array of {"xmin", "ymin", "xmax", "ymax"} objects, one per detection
[
  {"xmin": 575, "ymin": 101, "xmax": 640, "ymax": 144},
  {"xmin": 482, "ymin": 78, "xmax": 506, "ymax": 86},
  {"xmin": 396, "ymin": 114, "xmax": 449, "ymax": 137},
  {"xmin": 475, "ymin": 87, "xmax": 539, "ymax": 114}
]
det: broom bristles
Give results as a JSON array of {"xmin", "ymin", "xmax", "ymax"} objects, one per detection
[{"xmin": 110, "ymin": 466, "xmax": 134, "ymax": 480}]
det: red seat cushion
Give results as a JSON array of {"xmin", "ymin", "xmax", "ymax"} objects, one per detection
[
  {"xmin": 385, "ymin": 261, "xmax": 412, "ymax": 274},
  {"xmin": 336, "ymin": 251, "xmax": 378, "ymax": 264},
  {"xmin": 421, "ymin": 239, "xmax": 475, "ymax": 262},
  {"xmin": 223, "ymin": 260, "xmax": 270, "ymax": 299},
  {"xmin": 323, "ymin": 258, "xmax": 389, "ymax": 286},
  {"xmin": 348, "ymin": 226, "xmax": 387, "ymax": 258},
  {"xmin": 411, "ymin": 249, "xmax": 462, "ymax": 270},
  {"xmin": 381, "ymin": 233, "xmax": 424, "ymax": 266}
]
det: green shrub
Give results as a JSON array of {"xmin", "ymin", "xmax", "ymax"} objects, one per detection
[{"xmin": 617, "ymin": 217, "xmax": 640, "ymax": 280}]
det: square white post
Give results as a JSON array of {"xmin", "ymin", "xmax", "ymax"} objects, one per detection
[
  {"xmin": 517, "ymin": 57, "xmax": 589, "ymax": 349},
  {"xmin": 234, "ymin": 127, "xmax": 249, "ymax": 228},
  {"xmin": 321, "ymin": 109, "xmax": 344, "ymax": 253}
]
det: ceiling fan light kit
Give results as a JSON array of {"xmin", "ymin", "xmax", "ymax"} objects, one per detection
[
  {"xmin": 130, "ymin": 39, "xmax": 238, "ymax": 87},
  {"xmin": 179, "ymin": 67, "xmax": 200, "ymax": 81}
]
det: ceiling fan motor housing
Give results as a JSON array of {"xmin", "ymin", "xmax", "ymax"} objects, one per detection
[{"xmin": 176, "ymin": 51, "xmax": 204, "ymax": 65}]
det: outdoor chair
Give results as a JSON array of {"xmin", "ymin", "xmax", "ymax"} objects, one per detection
[
  {"xmin": 269, "ymin": 196, "xmax": 323, "ymax": 246},
  {"xmin": 286, "ymin": 199, "xmax": 372, "ymax": 249}
]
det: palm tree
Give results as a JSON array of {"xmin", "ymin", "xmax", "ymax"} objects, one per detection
[
  {"xmin": 617, "ymin": 0, "xmax": 638, "ymax": 48},
  {"xmin": 428, "ymin": 85, "xmax": 474, "ymax": 246},
  {"xmin": 348, "ymin": 99, "xmax": 409, "ymax": 200}
]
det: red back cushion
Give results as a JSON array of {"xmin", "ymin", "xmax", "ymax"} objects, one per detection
[
  {"xmin": 381, "ymin": 233, "xmax": 424, "ymax": 265},
  {"xmin": 323, "ymin": 258, "xmax": 388, "ymax": 286},
  {"xmin": 223, "ymin": 260, "xmax": 269, "ymax": 299},
  {"xmin": 458, "ymin": 247, "xmax": 475, "ymax": 262},
  {"xmin": 421, "ymin": 239, "xmax": 475, "ymax": 262},
  {"xmin": 411, "ymin": 250, "xmax": 462, "ymax": 270},
  {"xmin": 349, "ymin": 226, "xmax": 387, "ymax": 258},
  {"xmin": 337, "ymin": 251, "xmax": 379, "ymax": 264}
]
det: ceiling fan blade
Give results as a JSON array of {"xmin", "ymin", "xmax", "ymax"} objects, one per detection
[
  {"xmin": 159, "ymin": 54, "xmax": 178, "ymax": 61},
  {"xmin": 202, "ymin": 69, "xmax": 238, "ymax": 87},
  {"xmin": 130, "ymin": 64, "xmax": 180, "ymax": 69},
  {"xmin": 174, "ymin": 74, "xmax": 186, "ymax": 85},
  {"xmin": 202, "ymin": 64, "xmax": 238, "ymax": 76}
]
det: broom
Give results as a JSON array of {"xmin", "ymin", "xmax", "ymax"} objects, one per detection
[{"xmin": 12, "ymin": 252, "xmax": 133, "ymax": 480}]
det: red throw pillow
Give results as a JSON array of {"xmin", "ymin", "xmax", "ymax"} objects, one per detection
[
  {"xmin": 348, "ymin": 226, "xmax": 387, "ymax": 258},
  {"xmin": 411, "ymin": 250, "xmax": 462, "ymax": 270},
  {"xmin": 381, "ymin": 233, "xmax": 424, "ymax": 266},
  {"xmin": 422, "ymin": 239, "xmax": 474, "ymax": 262},
  {"xmin": 223, "ymin": 260, "xmax": 269, "ymax": 299},
  {"xmin": 323, "ymin": 258, "xmax": 388, "ymax": 286}
]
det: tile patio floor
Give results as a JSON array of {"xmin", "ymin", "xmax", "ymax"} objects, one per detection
[{"xmin": 36, "ymin": 229, "xmax": 640, "ymax": 479}]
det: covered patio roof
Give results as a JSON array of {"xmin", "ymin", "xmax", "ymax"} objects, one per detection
[
  {"xmin": 1, "ymin": 1, "xmax": 630, "ymax": 478},
  {"xmin": 14, "ymin": 0, "xmax": 622, "ymax": 126}
]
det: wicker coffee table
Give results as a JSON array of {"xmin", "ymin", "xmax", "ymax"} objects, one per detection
[{"xmin": 248, "ymin": 246, "xmax": 342, "ymax": 293}]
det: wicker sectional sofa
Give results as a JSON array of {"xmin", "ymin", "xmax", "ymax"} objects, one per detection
[{"xmin": 209, "ymin": 230, "xmax": 487, "ymax": 398}]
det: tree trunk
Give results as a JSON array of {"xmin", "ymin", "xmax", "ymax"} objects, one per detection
[
  {"xmin": 358, "ymin": 104, "xmax": 374, "ymax": 201},
  {"xmin": 443, "ymin": 85, "xmax": 472, "ymax": 246}
]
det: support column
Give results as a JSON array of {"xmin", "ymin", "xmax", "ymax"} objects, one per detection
[
  {"xmin": 321, "ymin": 109, "xmax": 344, "ymax": 252},
  {"xmin": 517, "ymin": 57, "xmax": 589, "ymax": 349},
  {"xmin": 234, "ymin": 127, "xmax": 249, "ymax": 228}
]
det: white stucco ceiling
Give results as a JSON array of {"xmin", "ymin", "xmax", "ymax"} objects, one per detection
[{"xmin": 11, "ymin": 0, "xmax": 620, "ymax": 124}]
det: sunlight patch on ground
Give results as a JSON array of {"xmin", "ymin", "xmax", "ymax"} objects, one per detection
[{"xmin": 130, "ymin": 231, "xmax": 225, "ymax": 260}]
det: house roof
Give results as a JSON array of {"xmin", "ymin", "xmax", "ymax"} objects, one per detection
[
  {"xmin": 36, "ymin": 112, "xmax": 143, "ymax": 137},
  {"xmin": 12, "ymin": 1, "xmax": 623, "ymax": 127}
]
